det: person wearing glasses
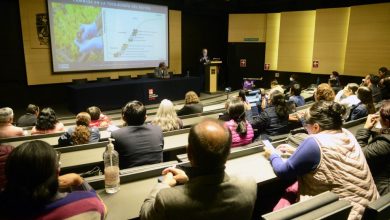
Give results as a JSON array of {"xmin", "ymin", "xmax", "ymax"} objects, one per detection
[
  {"xmin": 0, "ymin": 140, "xmax": 106, "ymax": 219},
  {"xmin": 264, "ymin": 101, "xmax": 379, "ymax": 220}
]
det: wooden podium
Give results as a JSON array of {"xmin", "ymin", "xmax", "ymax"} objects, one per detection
[{"xmin": 204, "ymin": 60, "xmax": 222, "ymax": 93}]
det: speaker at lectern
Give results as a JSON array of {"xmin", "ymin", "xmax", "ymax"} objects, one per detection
[{"xmin": 204, "ymin": 60, "xmax": 222, "ymax": 93}]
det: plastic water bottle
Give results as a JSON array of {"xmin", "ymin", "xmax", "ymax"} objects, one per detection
[{"xmin": 104, "ymin": 138, "xmax": 120, "ymax": 193}]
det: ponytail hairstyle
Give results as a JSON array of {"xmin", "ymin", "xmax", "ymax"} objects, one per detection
[
  {"xmin": 227, "ymin": 97, "xmax": 247, "ymax": 135},
  {"xmin": 304, "ymin": 101, "xmax": 346, "ymax": 131},
  {"xmin": 357, "ymin": 86, "xmax": 375, "ymax": 114},
  {"xmin": 270, "ymin": 91, "xmax": 289, "ymax": 120},
  {"xmin": 1, "ymin": 140, "xmax": 59, "ymax": 217},
  {"xmin": 238, "ymin": 90, "xmax": 247, "ymax": 102}
]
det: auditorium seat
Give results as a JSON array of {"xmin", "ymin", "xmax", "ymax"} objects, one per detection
[
  {"xmin": 362, "ymin": 192, "xmax": 390, "ymax": 220},
  {"xmin": 72, "ymin": 78, "xmax": 88, "ymax": 84},
  {"xmin": 261, "ymin": 191, "xmax": 352, "ymax": 220}
]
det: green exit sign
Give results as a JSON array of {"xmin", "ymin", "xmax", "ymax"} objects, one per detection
[{"xmin": 244, "ymin": 38, "xmax": 259, "ymax": 42}]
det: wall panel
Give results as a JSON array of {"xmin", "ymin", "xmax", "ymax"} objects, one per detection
[
  {"xmin": 264, "ymin": 13, "xmax": 280, "ymax": 70},
  {"xmin": 228, "ymin": 14, "xmax": 266, "ymax": 42},
  {"xmin": 277, "ymin": 11, "xmax": 316, "ymax": 72},
  {"xmin": 311, "ymin": 7, "xmax": 350, "ymax": 74},
  {"xmin": 344, "ymin": 3, "xmax": 390, "ymax": 76}
]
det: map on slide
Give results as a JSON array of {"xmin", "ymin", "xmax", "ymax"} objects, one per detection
[{"xmin": 102, "ymin": 8, "xmax": 167, "ymax": 62}]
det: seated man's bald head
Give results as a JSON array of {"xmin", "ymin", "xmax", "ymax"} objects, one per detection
[{"xmin": 187, "ymin": 118, "xmax": 231, "ymax": 168}]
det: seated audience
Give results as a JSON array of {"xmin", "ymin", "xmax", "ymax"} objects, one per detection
[
  {"xmin": 0, "ymin": 107, "xmax": 25, "ymax": 138},
  {"xmin": 252, "ymin": 91, "xmax": 290, "ymax": 139},
  {"xmin": 111, "ymin": 101, "xmax": 164, "ymax": 169},
  {"xmin": 356, "ymin": 100, "xmax": 390, "ymax": 195},
  {"xmin": 284, "ymin": 74, "xmax": 298, "ymax": 94},
  {"xmin": 177, "ymin": 91, "xmax": 203, "ymax": 116},
  {"xmin": 362, "ymin": 74, "xmax": 382, "ymax": 103},
  {"xmin": 86, "ymin": 106, "xmax": 111, "ymax": 128},
  {"xmin": 238, "ymin": 90, "xmax": 252, "ymax": 111},
  {"xmin": 58, "ymin": 112, "xmax": 100, "ymax": 146},
  {"xmin": 151, "ymin": 99, "xmax": 183, "ymax": 132},
  {"xmin": 288, "ymin": 84, "xmax": 305, "ymax": 107},
  {"xmin": 381, "ymin": 77, "xmax": 390, "ymax": 100},
  {"xmin": 0, "ymin": 140, "xmax": 106, "ymax": 219},
  {"xmin": 154, "ymin": 62, "xmax": 169, "ymax": 79},
  {"xmin": 31, "ymin": 107, "xmax": 64, "ymax": 135},
  {"xmin": 224, "ymin": 97, "xmax": 254, "ymax": 147},
  {"xmin": 329, "ymin": 71, "xmax": 341, "ymax": 87},
  {"xmin": 347, "ymin": 86, "xmax": 375, "ymax": 121},
  {"xmin": 378, "ymin": 66, "xmax": 389, "ymax": 81},
  {"xmin": 265, "ymin": 101, "xmax": 379, "ymax": 219},
  {"xmin": 140, "ymin": 119, "xmax": 257, "ymax": 220},
  {"xmin": 218, "ymin": 99, "xmax": 232, "ymax": 122},
  {"xmin": 16, "ymin": 104, "xmax": 39, "ymax": 127},
  {"xmin": 335, "ymin": 83, "xmax": 360, "ymax": 107},
  {"xmin": 0, "ymin": 145, "xmax": 13, "ymax": 191},
  {"xmin": 314, "ymin": 83, "xmax": 335, "ymax": 101},
  {"xmin": 269, "ymin": 80, "xmax": 284, "ymax": 95}
]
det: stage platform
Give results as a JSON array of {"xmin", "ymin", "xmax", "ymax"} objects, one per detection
[{"xmin": 67, "ymin": 76, "xmax": 202, "ymax": 114}]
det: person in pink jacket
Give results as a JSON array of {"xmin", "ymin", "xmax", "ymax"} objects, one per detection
[{"xmin": 224, "ymin": 97, "xmax": 254, "ymax": 147}]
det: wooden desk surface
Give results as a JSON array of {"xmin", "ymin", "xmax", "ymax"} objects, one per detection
[{"xmin": 97, "ymin": 152, "xmax": 275, "ymax": 220}]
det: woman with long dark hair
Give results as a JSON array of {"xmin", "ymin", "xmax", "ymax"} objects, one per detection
[
  {"xmin": 347, "ymin": 86, "xmax": 376, "ymax": 121},
  {"xmin": 31, "ymin": 107, "xmax": 64, "ymax": 134},
  {"xmin": 0, "ymin": 140, "xmax": 106, "ymax": 219},
  {"xmin": 265, "ymin": 101, "xmax": 379, "ymax": 219},
  {"xmin": 252, "ymin": 90, "xmax": 290, "ymax": 139},
  {"xmin": 224, "ymin": 97, "xmax": 254, "ymax": 147}
]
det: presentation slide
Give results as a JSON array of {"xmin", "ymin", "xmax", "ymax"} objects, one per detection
[{"xmin": 47, "ymin": 0, "xmax": 168, "ymax": 72}]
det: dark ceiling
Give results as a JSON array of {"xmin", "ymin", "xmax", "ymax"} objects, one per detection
[{"xmin": 135, "ymin": 0, "xmax": 390, "ymax": 14}]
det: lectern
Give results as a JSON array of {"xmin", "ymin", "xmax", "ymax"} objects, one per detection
[{"xmin": 204, "ymin": 60, "xmax": 222, "ymax": 93}]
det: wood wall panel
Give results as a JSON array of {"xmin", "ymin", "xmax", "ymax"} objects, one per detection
[
  {"xmin": 19, "ymin": 0, "xmax": 181, "ymax": 85},
  {"xmin": 228, "ymin": 14, "xmax": 267, "ymax": 42},
  {"xmin": 277, "ymin": 11, "xmax": 316, "ymax": 72},
  {"xmin": 265, "ymin": 13, "xmax": 280, "ymax": 70},
  {"xmin": 311, "ymin": 7, "xmax": 350, "ymax": 74},
  {"xmin": 344, "ymin": 3, "xmax": 390, "ymax": 76}
]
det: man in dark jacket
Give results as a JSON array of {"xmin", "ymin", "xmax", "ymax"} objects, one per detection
[
  {"xmin": 356, "ymin": 106, "xmax": 390, "ymax": 196},
  {"xmin": 16, "ymin": 104, "xmax": 39, "ymax": 127},
  {"xmin": 111, "ymin": 101, "xmax": 164, "ymax": 169}
]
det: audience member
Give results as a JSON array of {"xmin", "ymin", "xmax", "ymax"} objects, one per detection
[
  {"xmin": 111, "ymin": 101, "xmax": 164, "ymax": 169},
  {"xmin": 152, "ymin": 99, "xmax": 183, "ymax": 132},
  {"xmin": 269, "ymin": 80, "xmax": 284, "ymax": 95},
  {"xmin": 356, "ymin": 100, "xmax": 390, "ymax": 195},
  {"xmin": 329, "ymin": 71, "xmax": 341, "ymax": 87},
  {"xmin": 224, "ymin": 97, "xmax": 254, "ymax": 147},
  {"xmin": 314, "ymin": 83, "xmax": 335, "ymax": 101},
  {"xmin": 0, "ymin": 107, "xmax": 25, "ymax": 138},
  {"xmin": 31, "ymin": 107, "xmax": 64, "ymax": 135},
  {"xmin": 140, "ymin": 119, "xmax": 257, "ymax": 220},
  {"xmin": 0, "ymin": 145, "xmax": 13, "ymax": 191},
  {"xmin": 252, "ymin": 91, "xmax": 290, "ymax": 140},
  {"xmin": 16, "ymin": 104, "xmax": 39, "ymax": 127},
  {"xmin": 347, "ymin": 86, "xmax": 376, "ymax": 121},
  {"xmin": 177, "ymin": 91, "xmax": 203, "ymax": 116},
  {"xmin": 238, "ymin": 90, "xmax": 252, "ymax": 110},
  {"xmin": 378, "ymin": 66, "xmax": 389, "ymax": 80},
  {"xmin": 288, "ymin": 84, "xmax": 305, "ymax": 107},
  {"xmin": 0, "ymin": 140, "xmax": 106, "ymax": 219},
  {"xmin": 86, "ymin": 106, "xmax": 111, "ymax": 128},
  {"xmin": 265, "ymin": 101, "xmax": 379, "ymax": 219},
  {"xmin": 335, "ymin": 83, "xmax": 360, "ymax": 107},
  {"xmin": 381, "ymin": 77, "xmax": 390, "ymax": 100},
  {"xmin": 363, "ymin": 74, "xmax": 382, "ymax": 103},
  {"xmin": 58, "ymin": 112, "xmax": 100, "ymax": 146},
  {"xmin": 284, "ymin": 74, "xmax": 298, "ymax": 94}
]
